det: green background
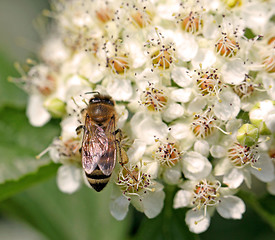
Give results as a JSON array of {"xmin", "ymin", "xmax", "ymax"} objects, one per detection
[{"xmin": 0, "ymin": 1, "xmax": 274, "ymax": 239}]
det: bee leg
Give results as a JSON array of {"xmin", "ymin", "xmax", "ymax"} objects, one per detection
[
  {"xmin": 76, "ymin": 125, "xmax": 86, "ymax": 135},
  {"xmin": 115, "ymin": 129, "xmax": 128, "ymax": 165}
]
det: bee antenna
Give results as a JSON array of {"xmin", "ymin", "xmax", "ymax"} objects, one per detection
[{"xmin": 85, "ymin": 91, "xmax": 100, "ymax": 96}]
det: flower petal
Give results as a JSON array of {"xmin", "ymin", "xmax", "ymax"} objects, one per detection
[
  {"xmin": 56, "ymin": 165, "xmax": 82, "ymax": 194},
  {"xmin": 217, "ymin": 196, "xmax": 245, "ymax": 219},
  {"xmin": 173, "ymin": 190, "xmax": 193, "ymax": 209},
  {"xmin": 213, "ymin": 91, "xmax": 240, "ymax": 121},
  {"xmin": 182, "ymin": 151, "xmax": 212, "ymax": 180},
  {"xmin": 223, "ymin": 168, "xmax": 244, "ymax": 189},
  {"xmin": 27, "ymin": 95, "xmax": 51, "ymax": 127},
  {"xmin": 250, "ymin": 153, "xmax": 274, "ymax": 183},
  {"xmin": 110, "ymin": 186, "xmax": 130, "ymax": 221},
  {"xmin": 143, "ymin": 189, "xmax": 165, "ymax": 219},
  {"xmin": 185, "ymin": 209, "xmax": 211, "ymax": 234}
]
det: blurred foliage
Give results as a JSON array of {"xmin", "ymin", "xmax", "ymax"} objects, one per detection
[{"xmin": 0, "ymin": 178, "xmax": 130, "ymax": 240}]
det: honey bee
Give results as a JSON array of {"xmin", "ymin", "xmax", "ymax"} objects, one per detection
[{"xmin": 76, "ymin": 92, "xmax": 128, "ymax": 192}]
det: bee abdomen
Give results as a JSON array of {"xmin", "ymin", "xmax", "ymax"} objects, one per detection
[{"xmin": 85, "ymin": 169, "xmax": 111, "ymax": 192}]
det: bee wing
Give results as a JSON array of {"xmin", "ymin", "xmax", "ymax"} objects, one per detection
[
  {"xmin": 98, "ymin": 115, "xmax": 116, "ymax": 176},
  {"xmin": 82, "ymin": 115, "xmax": 108, "ymax": 174}
]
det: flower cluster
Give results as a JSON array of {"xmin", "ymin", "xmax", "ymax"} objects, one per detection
[{"xmin": 14, "ymin": 0, "xmax": 275, "ymax": 234}]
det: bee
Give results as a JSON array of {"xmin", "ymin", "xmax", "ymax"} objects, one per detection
[{"xmin": 76, "ymin": 92, "xmax": 128, "ymax": 192}]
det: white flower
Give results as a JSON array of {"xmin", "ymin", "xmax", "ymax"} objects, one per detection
[
  {"xmin": 181, "ymin": 151, "xmax": 212, "ymax": 180},
  {"xmin": 110, "ymin": 162, "xmax": 165, "ymax": 220},
  {"xmin": 173, "ymin": 177, "xmax": 245, "ymax": 233}
]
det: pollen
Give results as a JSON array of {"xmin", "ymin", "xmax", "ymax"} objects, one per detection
[
  {"xmin": 153, "ymin": 140, "xmax": 181, "ymax": 167},
  {"xmin": 215, "ymin": 34, "xmax": 239, "ymax": 57},
  {"xmin": 192, "ymin": 179, "xmax": 221, "ymax": 211},
  {"xmin": 227, "ymin": 142, "xmax": 261, "ymax": 170},
  {"xmin": 140, "ymin": 83, "xmax": 168, "ymax": 112}
]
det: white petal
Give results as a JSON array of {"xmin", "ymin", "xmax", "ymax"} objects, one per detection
[
  {"xmin": 143, "ymin": 190, "xmax": 165, "ymax": 219},
  {"xmin": 267, "ymin": 179, "xmax": 275, "ymax": 195},
  {"xmin": 57, "ymin": 165, "xmax": 82, "ymax": 194},
  {"xmin": 106, "ymin": 78, "xmax": 133, "ymax": 101},
  {"xmin": 60, "ymin": 116, "xmax": 79, "ymax": 141},
  {"xmin": 27, "ymin": 95, "xmax": 51, "ymax": 127},
  {"xmin": 170, "ymin": 88, "xmax": 192, "ymax": 103},
  {"xmin": 185, "ymin": 209, "xmax": 211, "ymax": 234},
  {"xmin": 243, "ymin": 168, "xmax": 252, "ymax": 189},
  {"xmin": 116, "ymin": 104, "xmax": 129, "ymax": 129},
  {"xmin": 163, "ymin": 167, "xmax": 181, "ymax": 185},
  {"xmin": 110, "ymin": 186, "xmax": 130, "ymax": 220},
  {"xmin": 127, "ymin": 139, "xmax": 147, "ymax": 164},
  {"xmin": 213, "ymin": 91, "xmax": 240, "ymax": 121},
  {"xmin": 250, "ymin": 153, "xmax": 274, "ymax": 183},
  {"xmin": 162, "ymin": 103, "xmax": 184, "ymax": 122},
  {"xmin": 187, "ymin": 96, "xmax": 207, "ymax": 114},
  {"xmin": 171, "ymin": 67, "xmax": 193, "ymax": 87},
  {"xmin": 210, "ymin": 145, "xmax": 227, "ymax": 158},
  {"xmin": 262, "ymin": 75, "xmax": 275, "ymax": 100},
  {"xmin": 173, "ymin": 190, "xmax": 193, "ymax": 208},
  {"xmin": 176, "ymin": 35, "xmax": 198, "ymax": 61},
  {"xmin": 265, "ymin": 110, "xmax": 275, "ymax": 133},
  {"xmin": 194, "ymin": 140, "xmax": 209, "ymax": 157},
  {"xmin": 182, "ymin": 151, "xmax": 212, "ymax": 180},
  {"xmin": 213, "ymin": 158, "xmax": 232, "ymax": 176},
  {"xmin": 169, "ymin": 122, "xmax": 193, "ymax": 141},
  {"xmin": 223, "ymin": 168, "xmax": 244, "ymax": 189},
  {"xmin": 221, "ymin": 59, "xmax": 247, "ymax": 85},
  {"xmin": 217, "ymin": 196, "xmax": 245, "ymax": 219},
  {"xmin": 130, "ymin": 112, "xmax": 168, "ymax": 145},
  {"xmin": 192, "ymin": 49, "xmax": 216, "ymax": 69}
]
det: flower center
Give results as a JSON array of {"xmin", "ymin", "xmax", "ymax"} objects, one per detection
[
  {"xmin": 117, "ymin": 165, "xmax": 154, "ymax": 200},
  {"xmin": 227, "ymin": 142, "xmax": 261, "ymax": 169},
  {"xmin": 140, "ymin": 84, "xmax": 168, "ymax": 112},
  {"xmin": 192, "ymin": 179, "xmax": 221, "ymax": 210},
  {"xmin": 195, "ymin": 68, "xmax": 223, "ymax": 97},
  {"xmin": 131, "ymin": 10, "xmax": 152, "ymax": 28},
  {"xmin": 95, "ymin": 8, "xmax": 113, "ymax": 23},
  {"xmin": 233, "ymin": 75, "xmax": 254, "ymax": 99},
  {"xmin": 215, "ymin": 35, "xmax": 239, "ymax": 57},
  {"xmin": 153, "ymin": 141, "xmax": 181, "ymax": 167},
  {"xmin": 191, "ymin": 109, "xmax": 217, "ymax": 138},
  {"xmin": 151, "ymin": 48, "xmax": 173, "ymax": 69},
  {"xmin": 107, "ymin": 55, "xmax": 130, "ymax": 74},
  {"xmin": 181, "ymin": 12, "xmax": 202, "ymax": 33}
]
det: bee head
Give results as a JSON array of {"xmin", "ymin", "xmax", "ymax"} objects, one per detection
[{"xmin": 88, "ymin": 93, "xmax": 115, "ymax": 106}]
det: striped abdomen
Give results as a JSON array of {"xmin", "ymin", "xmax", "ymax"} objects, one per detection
[{"xmin": 85, "ymin": 167, "xmax": 111, "ymax": 192}]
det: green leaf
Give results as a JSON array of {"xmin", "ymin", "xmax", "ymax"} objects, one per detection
[
  {"xmin": 0, "ymin": 50, "xmax": 27, "ymax": 109},
  {"xmin": 0, "ymin": 107, "xmax": 60, "ymax": 184},
  {"xmin": 0, "ymin": 178, "xmax": 130, "ymax": 240},
  {"xmin": 0, "ymin": 162, "xmax": 59, "ymax": 202},
  {"xmin": 131, "ymin": 186, "xmax": 198, "ymax": 240},
  {"xmin": 238, "ymin": 190, "xmax": 275, "ymax": 231}
]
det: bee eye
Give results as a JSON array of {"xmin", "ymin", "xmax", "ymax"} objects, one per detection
[
  {"xmin": 89, "ymin": 97, "xmax": 100, "ymax": 104},
  {"xmin": 105, "ymin": 99, "xmax": 114, "ymax": 106}
]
